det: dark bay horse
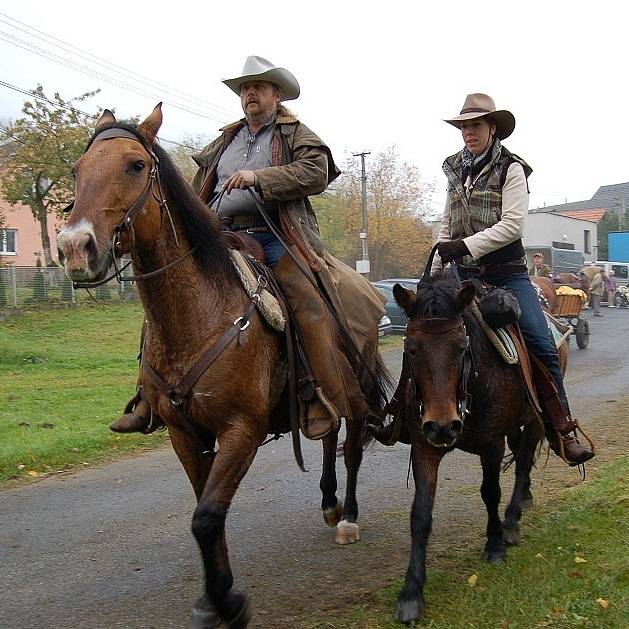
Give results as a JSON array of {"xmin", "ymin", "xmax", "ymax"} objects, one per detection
[
  {"xmin": 56, "ymin": 105, "xmax": 389, "ymax": 628},
  {"xmin": 390, "ymin": 275, "xmax": 546, "ymax": 625}
]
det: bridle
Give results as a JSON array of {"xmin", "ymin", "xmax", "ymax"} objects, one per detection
[
  {"xmin": 68, "ymin": 127, "xmax": 196, "ymax": 289},
  {"xmin": 404, "ymin": 243, "xmax": 477, "ymax": 424},
  {"xmin": 405, "ymin": 316, "xmax": 475, "ymax": 424}
]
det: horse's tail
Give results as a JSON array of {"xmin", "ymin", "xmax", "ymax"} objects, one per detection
[{"xmin": 361, "ymin": 349, "xmax": 394, "ymax": 448}]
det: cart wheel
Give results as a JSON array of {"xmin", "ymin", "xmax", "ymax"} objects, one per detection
[{"xmin": 575, "ymin": 319, "xmax": 590, "ymax": 349}]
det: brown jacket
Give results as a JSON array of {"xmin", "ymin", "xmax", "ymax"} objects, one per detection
[{"xmin": 191, "ymin": 107, "xmax": 385, "ymax": 353}]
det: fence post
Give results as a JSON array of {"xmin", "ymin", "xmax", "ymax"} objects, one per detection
[{"xmin": 11, "ymin": 266, "xmax": 17, "ymax": 307}]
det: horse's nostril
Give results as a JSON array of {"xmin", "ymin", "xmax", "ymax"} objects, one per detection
[{"xmin": 448, "ymin": 420, "xmax": 463, "ymax": 436}]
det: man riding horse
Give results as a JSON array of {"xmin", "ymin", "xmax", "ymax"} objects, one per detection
[{"xmin": 110, "ymin": 56, "xmax": 385, "ymax": 440}]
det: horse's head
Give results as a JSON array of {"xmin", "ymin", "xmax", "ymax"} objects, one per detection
[
  {"xmin": 394, "ymin": 277, "xmax": 477, "ymax": 448},
  {"xmin": 57, "ymin": 105, "xmax": 164, "ymax": 282}
]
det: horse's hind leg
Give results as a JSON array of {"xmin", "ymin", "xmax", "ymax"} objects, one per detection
[
  {"xmin": 335, "ymin": 418, "xmax": 364, "ymax": 545},
  {"xmin": 503, "ymin": 420, "xmax": 543, "ymax": 546},
  {"xmin": 191, "ymin": 430, "xmax": 259, "ymax": 629},
  {"xmin": 320, "ymin": 431, "xmax": 343, "ymax": 527},
  {"xmin": 480, "ymin": 442, "xmax": 507, "ymax": 563}
]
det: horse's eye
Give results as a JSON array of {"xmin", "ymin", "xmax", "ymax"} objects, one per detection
[{"xmin": 131, "ymin": 160, "xmax": 145, "ymax": 173}]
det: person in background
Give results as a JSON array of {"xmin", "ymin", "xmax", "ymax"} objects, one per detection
[
  {"xmin": 605, "ymin": 269, "xmax": 617, "ymax": 307},
  {"xmin": 589, "ymin": 268, "xmax": 604, "ymax": 317},
  {"xmin": 529, "ymin": 252, "xmax": 551, "ymax": 277}
]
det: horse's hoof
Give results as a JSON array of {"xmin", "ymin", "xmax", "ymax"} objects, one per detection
[
  {"xmin": 191, "ymin": 606, "xmax": 220, "ymax": 629},
  {"xmin": 395, "ymin": 595, "xmax": 424, "ymax": 624},
  {"xmin": 223, "ymin": 591, "xmax": 251, "ymax": 629},
  {"xmin": 521, "ymin": 496, "xmax": 534, "ymax": 511},
  {"xmin": 502, "ymin": 525, "xmax": 521, "ymax": 546},
  {"xmin": 335, "ymin": 519, "xmax": 360, "ymax": 545},
  {"xmin": 483, "ymin": 549, "xmax": 506, "ymax": 563},
  {"xmin": 323, "ymin": 501, "xmax": 343, "ymax": 528}
]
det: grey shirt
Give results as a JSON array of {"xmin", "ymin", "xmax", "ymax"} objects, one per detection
[{"xmin": 211, "ymin": 118, "xmax": 276, "ymax": 220}]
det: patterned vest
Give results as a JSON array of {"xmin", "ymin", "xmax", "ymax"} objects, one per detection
[{"xmin": 442, "ymin": 141, "xmax": 532, "ymax": 267}]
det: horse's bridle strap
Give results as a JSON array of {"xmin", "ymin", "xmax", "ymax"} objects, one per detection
[{"xmin": 410, "ymin": 318, "xmax": 464, "ymax": 335}]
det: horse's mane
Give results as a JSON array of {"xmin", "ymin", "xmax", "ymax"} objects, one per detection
[
  {"xmin": 88, "ymin": 121, "xmax": 233, "ymax": 286},
  {"xmin": 408, "ymin": 275, "xmax": 462, "ymax": 320}
]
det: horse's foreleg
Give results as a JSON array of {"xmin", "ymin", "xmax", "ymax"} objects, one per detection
[
  {"xmin": 191, "ymin": 430, "xmax": 259, "ymax": 629},
  {"xmin": 169, "ymin": 426, "xmax": 215, "ymax": 500},
  {"xmin": 503, "ymin": 419, "xmax": 543, "ymax": 546},
  {"xmin": 320, "ymin": 431, "xmax": 342, "ymax": 527},
  {"xmin": 395, "ymin": 444, "xmax": 442, "ymax": 625},
  {"xmin": 335, "ymin": 417, "xmax": 365, "ymax": 545},
  {"xmin": 480, "ymin": 442, "xmax": 506, "ymax": 563}
]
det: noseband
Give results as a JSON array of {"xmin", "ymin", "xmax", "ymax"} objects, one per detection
[
  {"xmin": 70, "ymin": 127, "xmax": 195, "ymax": 288},
  {"xmin": 405, "ymin": 317, "xmax": 476, "ymax": 423}
]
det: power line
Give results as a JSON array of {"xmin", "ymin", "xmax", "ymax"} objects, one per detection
[
  {"xmin": 0, "ymin": 79, "xmax": 203, "ymax": 152},
  {"xmin": 0, "ymin": 30, "xmax": 230, "ymax": 125},
  {"xmin": 0, "ymin": 10, "xmax": 238, "ymax": 120}
]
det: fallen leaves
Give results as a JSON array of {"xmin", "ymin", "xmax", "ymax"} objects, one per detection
[
  {"xmin": 574, "ymin": 556, "xmax": 587, "ymax": 563},
  {"xmin": 596, "ymin": 598, "xmax": 609, "ymax": 610},
  {"xmin": 467, "ymin": 573, "xmax": 478, "ymax": 587}
]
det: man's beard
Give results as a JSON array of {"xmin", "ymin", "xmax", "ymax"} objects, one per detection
[{"xmin": 244, "ymin": 101, "xmax": 276, "ymax": 126}]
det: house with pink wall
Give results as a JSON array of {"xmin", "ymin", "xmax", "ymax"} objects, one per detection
[{"xmin": 1, "ymin": 196, "xmax": 62, "ymax": 266}]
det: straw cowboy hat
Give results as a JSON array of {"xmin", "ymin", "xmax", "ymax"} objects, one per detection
[
  {"xmin": 223, "ymin": 56, "xmax": 300, "ymax": 101},
  {"xmin": 444, "ymin": 93, "xmax": 516, "ymax": 140}
]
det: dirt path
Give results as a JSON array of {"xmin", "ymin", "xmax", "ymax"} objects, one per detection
[{"xmin": 0, "ymin": 309, "xmax": 627, "ymax": 629}]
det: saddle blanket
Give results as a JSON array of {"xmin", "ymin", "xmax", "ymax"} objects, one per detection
[{"xmin": 230, "ymin": 250, "xmax": 285, "ymax": 332}]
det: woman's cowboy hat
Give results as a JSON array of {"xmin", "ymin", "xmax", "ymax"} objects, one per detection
[
  {"xmin": 223, "ymin": 56, "xmax": 300, "ymax": 101},
  {"xmin": 444, "ymin": 93, "xmax": 515, "ymax": 140}
]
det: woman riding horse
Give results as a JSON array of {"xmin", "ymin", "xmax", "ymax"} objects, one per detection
[{"xmin": 434, "ymin": 93, "xmax": 594, "ymax": 466}]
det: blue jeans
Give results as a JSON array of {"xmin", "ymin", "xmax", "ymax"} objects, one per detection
[
  {"xmin": 249, "ymin": 232, "xmax": 285, "ymax": 267},
  {"xmin": 481, "ymin": 272, "xmax": 567, "ymax": 401}
]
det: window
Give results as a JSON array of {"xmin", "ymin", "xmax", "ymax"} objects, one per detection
[
  {"xmin": 612, "ymin": 265, "xmax": 628, "ymax": 280},
  {"xmin": 584, "ymin": 230, "xmax": 591, "ymax": 254},
  {"xmin": 0, "ymin": 229, "xmax": 17, "ymax": 254}
]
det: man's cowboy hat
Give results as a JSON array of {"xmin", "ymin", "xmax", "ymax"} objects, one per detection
[
  {"xmin": 444, "ymin": 93, "xmax": 515, "ymax": 140},
  {"xmin": 223, "ymin": 56, "xmax": 300, "ymax": 101}
]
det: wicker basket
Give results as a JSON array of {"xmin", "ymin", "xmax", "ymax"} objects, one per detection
[{"xmin": 552, "ymin": 294, "xmax": 583, "ymax": 317}]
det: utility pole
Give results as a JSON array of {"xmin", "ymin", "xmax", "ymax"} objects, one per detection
[{"xmin": 353, "ymin": 151, "xmax": 371, "ymax": 276}]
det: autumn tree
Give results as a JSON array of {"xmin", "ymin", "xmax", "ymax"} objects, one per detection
[
  {"xmin": 165, "ymin": 134, "xmax": 212, "ymax": 183},
  {"xmin": 313, "ymin": 146, "xmax": 434, "ymax": 279},
  {"xmin": 0, "ymin": 85, "xmax": 100, "ymax": 266}
]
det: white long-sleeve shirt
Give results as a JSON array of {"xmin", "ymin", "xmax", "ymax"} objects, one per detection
[{"xmin": 435, "ymin": 162, "xmax": 528, "ymax": 266}]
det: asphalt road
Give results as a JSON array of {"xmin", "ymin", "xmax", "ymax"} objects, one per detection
[{"xmin": 1, "ymin": 307, "xmax": 627, "ymax": 629}]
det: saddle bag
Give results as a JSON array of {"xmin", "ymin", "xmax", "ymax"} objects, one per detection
[{"xmin": 478, "ymin": 286, "xmax": 521, "ymax": 329}]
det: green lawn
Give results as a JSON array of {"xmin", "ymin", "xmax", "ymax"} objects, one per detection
[
  {"xmin": 0, "ymin": 303, "xmax": 167, "ymax": 484},
  {"xmin": 304, "ymin": 457, "xmax": 629, "ymax": 628}
]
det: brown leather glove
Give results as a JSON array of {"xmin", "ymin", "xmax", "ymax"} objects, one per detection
[{"xmin": 437, "ymin": 239, "xmax": 470, "ymax": 264}]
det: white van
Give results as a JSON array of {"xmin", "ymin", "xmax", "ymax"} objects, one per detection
[{"xmin": 593, "ymin": 261, "xmax": 629, "ymax": 287}]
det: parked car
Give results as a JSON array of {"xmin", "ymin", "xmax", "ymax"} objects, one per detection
[
  {"xmin": 372, "ymin": 279, "xmax": 420, "ymax": 333},
  {"xmin": 378, "ymin": 314, "xmax": 392, "ymax": 337}
]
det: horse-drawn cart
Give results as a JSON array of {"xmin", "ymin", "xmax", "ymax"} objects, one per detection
[{"xmin": 552, "ymin": 292, "xmax": 589, "ymax": 349}]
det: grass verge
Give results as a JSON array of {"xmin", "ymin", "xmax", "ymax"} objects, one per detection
[
  {"xmin": 0, "ymin": 304, "xmax": 166, "ymax": 486},
  {"xmin": 304, "ymin": 457, "xmax": 629, "ymax": 628}
]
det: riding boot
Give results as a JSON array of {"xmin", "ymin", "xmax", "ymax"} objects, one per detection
[
  {"xmin": 544, "ymin": 393, "xmax": 595, "ymax": 466},
  {"xmin": 272, "ymin": 248, "xmax": 369, "ymax": 439},
  {"xmin": 530, "ymin": 356, "xmax": 595, "ymax": 466},
  {"xmin": 109, "ymin": 386, "xmax": 165, "ymax": 434}
]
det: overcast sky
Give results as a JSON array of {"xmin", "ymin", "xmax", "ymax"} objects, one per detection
[{"xmin": 1, "ymin": 0, "xmax": 627, "ymax": 216}]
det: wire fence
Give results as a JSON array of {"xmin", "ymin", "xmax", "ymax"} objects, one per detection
[{"xmin": 0, "ymin": 265, "xmax": 138, "ymax": 309}]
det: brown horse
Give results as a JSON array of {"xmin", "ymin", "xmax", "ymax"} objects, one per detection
[
  {"xmin": 56, "ymin": 105, "xmax": 389, "ymax": 628},
  {"xmin": 389, "ymin": 275, "xmax": 546, "ymax": 624}
]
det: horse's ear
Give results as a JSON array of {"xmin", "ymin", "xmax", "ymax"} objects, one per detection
[
  {"xmin": 94, "ymin": 109, "xmax": 116, "ymax": 134},
  {"xmin": 454, "ymin": 280, "xmax": 477, "ymax": 312},
  {"xmin": 393, "ymin": 283, "xmax": 416, "ymax": 315},
  {"xmin": 137, "ymin": 103, "xmax": 163, "ymax": 145}
]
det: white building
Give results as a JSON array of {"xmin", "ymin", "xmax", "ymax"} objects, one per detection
[{"xmin": 523, "ymin": 212, "xmax": 598, "ymax": 262}]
